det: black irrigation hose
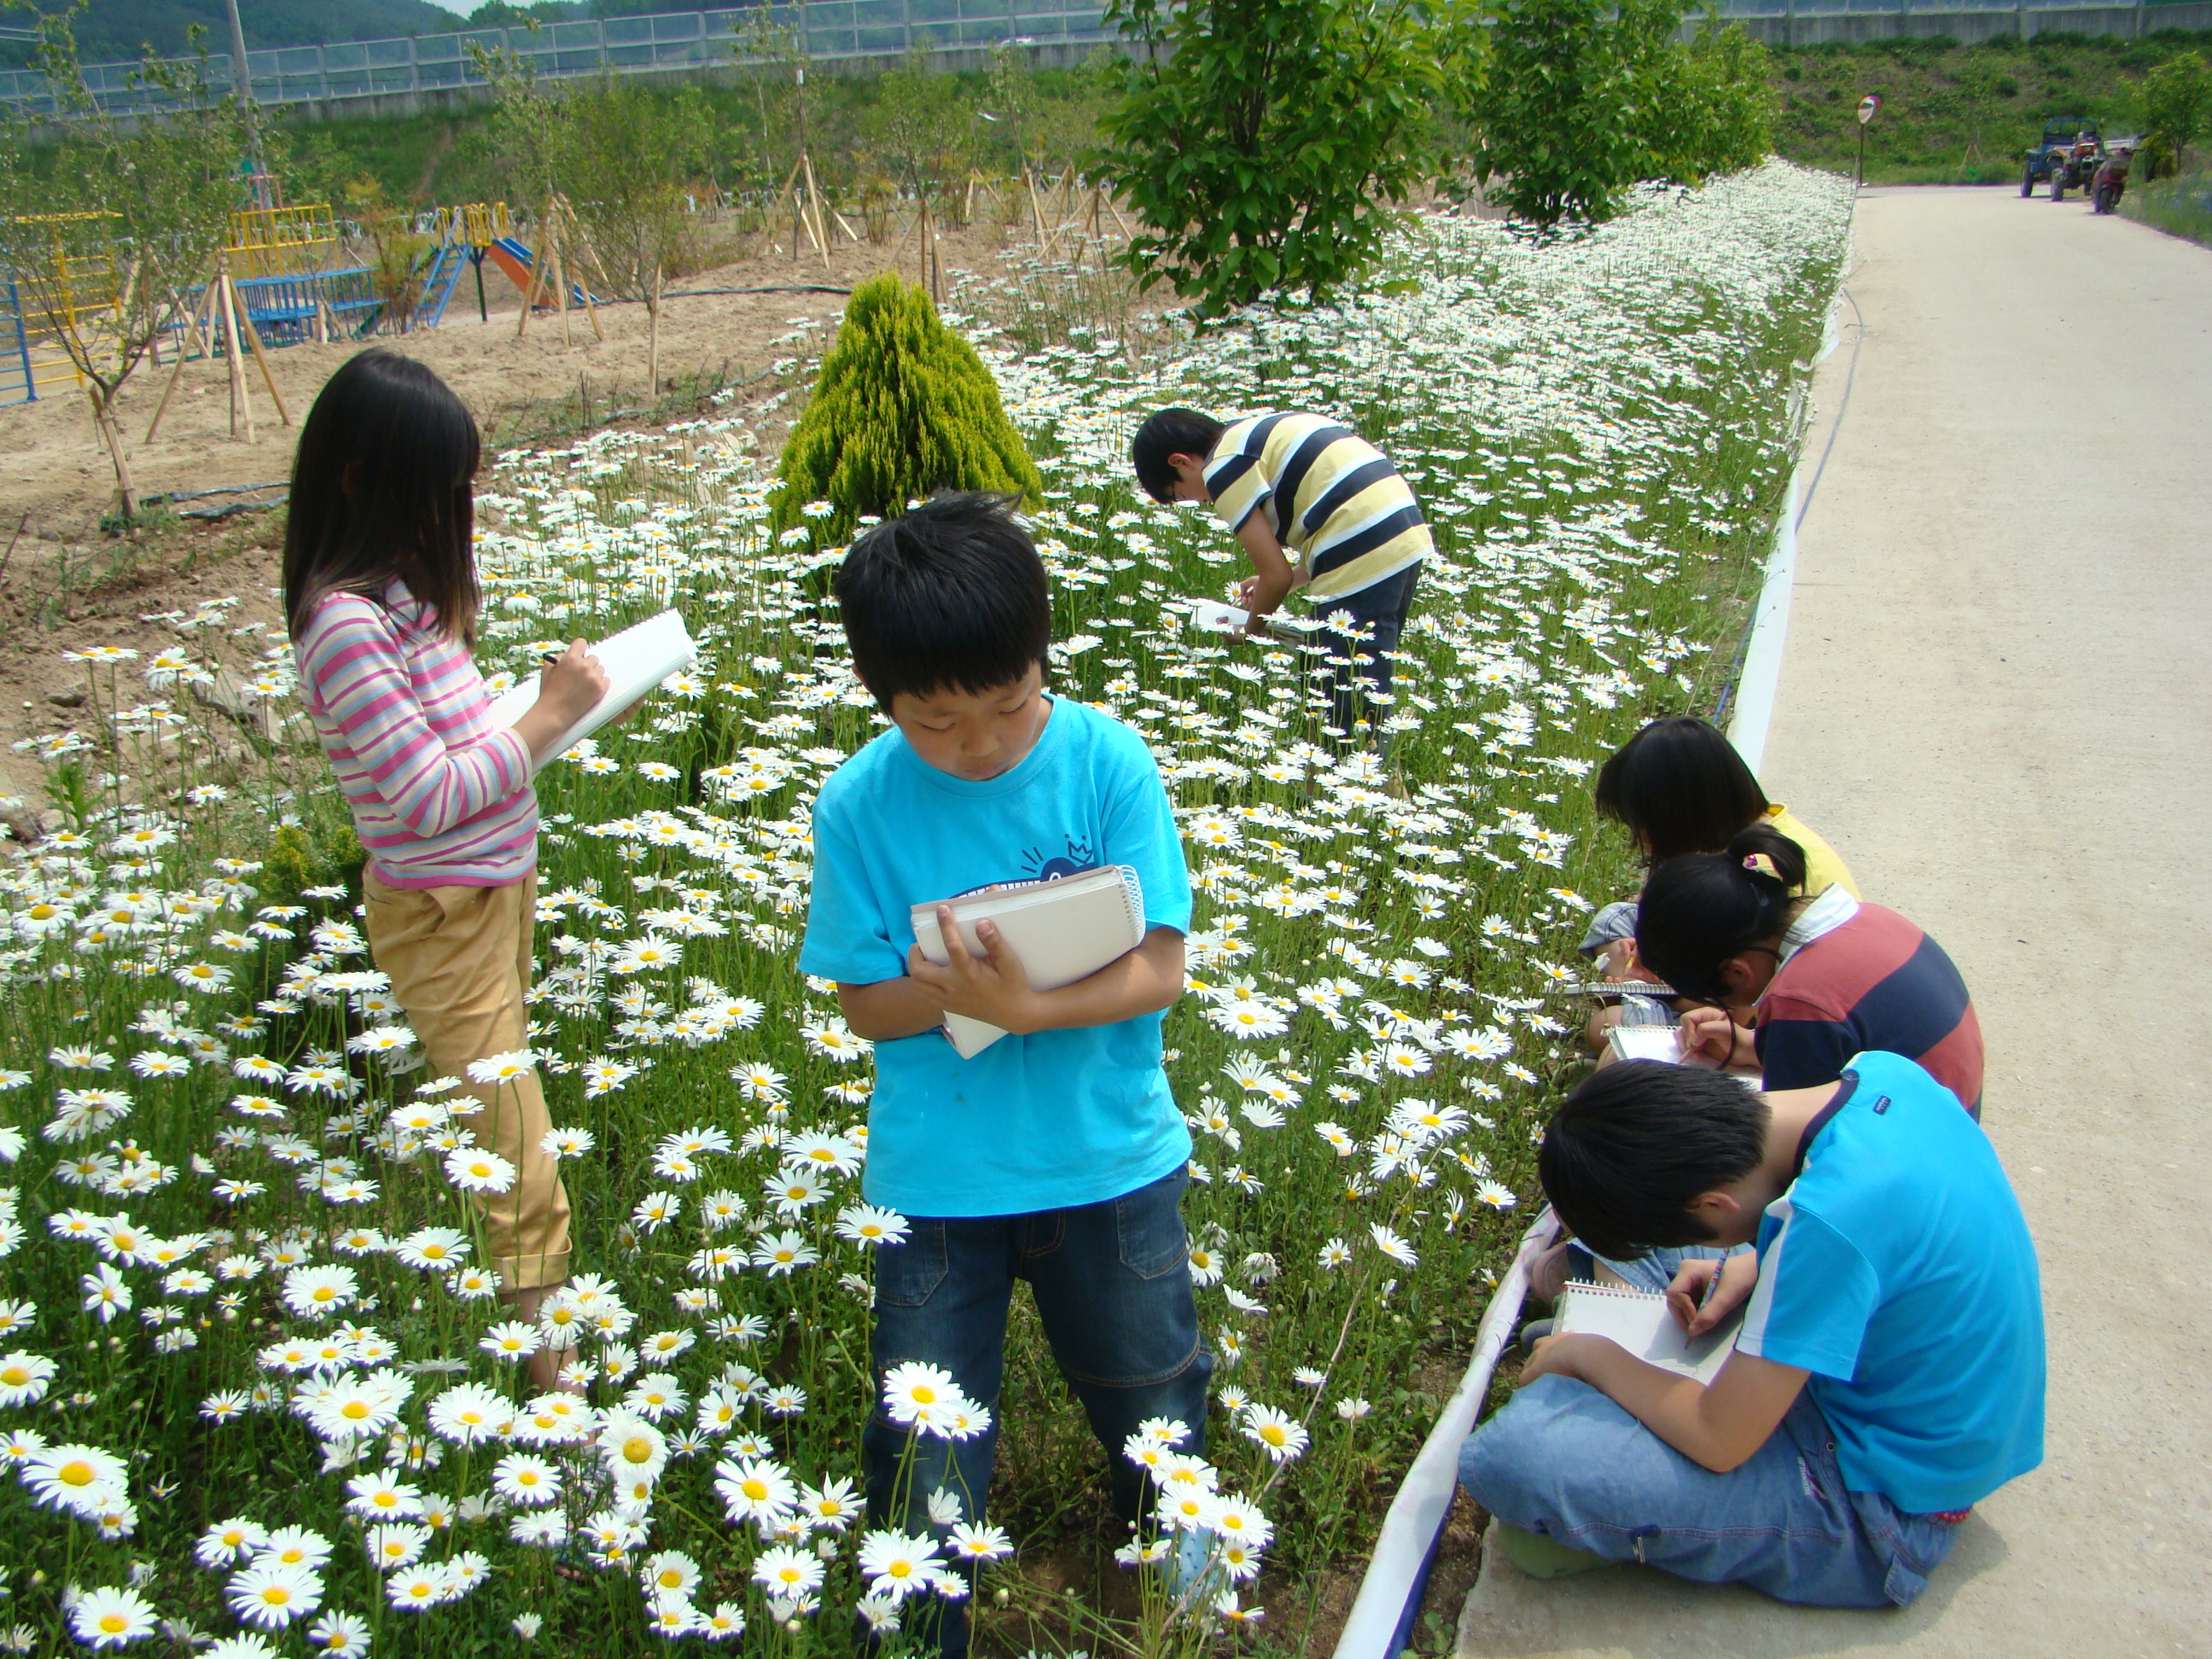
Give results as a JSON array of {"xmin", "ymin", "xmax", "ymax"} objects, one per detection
[
  {"xmin": 1794, "ymin": 284, "xmax": 1865, "ymax": 535},
  {"xmin": 579, "ymin": 286, "xmax": 853, "ymax": 306}
]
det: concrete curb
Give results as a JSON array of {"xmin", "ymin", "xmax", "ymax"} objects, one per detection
[{"xmin": 1329, "ymin": 1211, "xmax": 1561, "ymax": 1659}]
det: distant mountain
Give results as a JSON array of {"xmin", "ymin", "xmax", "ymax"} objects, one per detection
[{"xmin": 6, "ymin": 0, "xmax": 480, "ymax": 67}]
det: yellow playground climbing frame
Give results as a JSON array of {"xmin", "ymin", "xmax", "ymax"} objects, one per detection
[{"xmin": 224, "ymin": 205, "xmax": 339, "ymax": 278}]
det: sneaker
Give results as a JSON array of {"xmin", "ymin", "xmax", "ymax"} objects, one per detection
[
  {"xmin": 1161, "ymin": 1525, "xmax": 1217, "ymax": 1604},
  {"xmin": 1494, "ymin": 1521, "xmax": 1607, "ymax": 1580}
]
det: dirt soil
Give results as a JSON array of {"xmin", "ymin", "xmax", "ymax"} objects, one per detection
[{"xmin": 0, "ymin": 218, "xmax": 1129, "ymax": 810}]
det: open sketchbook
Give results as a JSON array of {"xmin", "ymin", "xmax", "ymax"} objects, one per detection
[
  {"xmin": 910, "ymin": 865, "xmax": 1147, "ymax": 1058},
  {"xmin": 1556, "ymin": 1281, "xmax": 1745, "ymax": 1385},
  {"xmin": 487, "ymin": 609, "xmax": 696, "ymax": 774},
  {"xmin": 1607, "ymin": 1024, "xmax": 1764, "ymax": 1088}
]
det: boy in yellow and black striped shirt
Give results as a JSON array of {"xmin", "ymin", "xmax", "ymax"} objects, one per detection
[{"xmin": 1132, "ymin": 407, "xmax": 1430, "ymax": 750}]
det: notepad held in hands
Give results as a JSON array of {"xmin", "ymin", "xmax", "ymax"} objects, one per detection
[
  {"xmin": 488, "ymin": 609, "xmax": 696, "ymax": 773},
  {"xmin": 1554, "ymin": 1281, "xmax": 1744, "ymax": 1385},
  {"xmin": 1185, "ymin": 599, "xmax": 1317, "ymax": 645},
  {"xmin": 910, "ymin": 866, "xmax": 1148, "ymax": 1058}
]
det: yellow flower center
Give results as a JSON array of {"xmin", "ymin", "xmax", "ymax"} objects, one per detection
[
  {"xmin": 623, "ymin": 1437, "xmax": 653, "ymax": 1464},
  {"xmin": 99, "ymin": 1615, "xmax": 128, "ymax": 1634},
  {"xmin": 0, "ymin": 1366, "xmax": 26, "ymax": 1387},
  {"xmin": 342, "ymin": 1402, "xmax": 370, "ymax": 1421},
  {"xmin": 261, "ymin": 1586, "xmax": 291, "ymax": 1606},
  {"xmin": 59, "ymin": 1460, "xmax": 95, "ymax": 1487}
]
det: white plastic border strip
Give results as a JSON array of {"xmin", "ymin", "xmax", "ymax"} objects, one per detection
[
  {"xmin": 1330, "ymin": 1208, "xmax": 1560, "ymax": 1659},
  {"xmin": 1724, "ymin": 468, "xmax": 1798, "ymax": 777}
]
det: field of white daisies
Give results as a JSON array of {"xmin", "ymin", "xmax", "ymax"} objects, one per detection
[{"xmin": 0, "ymin": 161, "xmax": 1852, "ymax": 1657}]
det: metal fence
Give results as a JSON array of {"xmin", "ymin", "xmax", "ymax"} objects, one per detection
[{"xmin": 2, "ymin": 0, "xmax": 2206, "ymax": 120}]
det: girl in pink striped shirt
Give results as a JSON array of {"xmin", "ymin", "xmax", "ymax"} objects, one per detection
[{"xmin": 286, "ymin": 351, "xmax": 605, "ymax": 1388}]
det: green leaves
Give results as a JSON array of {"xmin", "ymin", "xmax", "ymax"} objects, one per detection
[
  {"xmin": 1091, "ymin": 0, "xmax": 1444, "ymax": 320},
  {"xmin": 768, "ymin": 274, "xmax": 1045, "ymax": 546},
  {"xmin": 2143, "ymin": 50, "xmax": 2209, "ymax": 165},
  {"xmin": 1464, "ymin": 0, "xmax": 1775, "ymax": 229}
]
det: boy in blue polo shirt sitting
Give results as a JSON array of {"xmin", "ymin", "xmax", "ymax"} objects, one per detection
[
  {"xmin": 1461, "ymin": 1052, "xmax": 2043, "ymax": 1607},
  {"xmin": 800, "ymin": 492, "xmax": 1206, "ymax": 1652}
]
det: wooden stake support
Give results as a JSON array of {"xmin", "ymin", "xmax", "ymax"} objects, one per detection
[
  {"xmin": 144, "ymin": 278, "xmax": 220, "ymax": 444},
  {"xmin": 215, "ymin": 267, "xmax": 253, "ymax": 445},
  {"xmin": 800, "ymin": 152, "xmax": 832, "ymax": 271},
  {"xmin": 227, "ymin": 273, "xmax": 293, "ymax": 428}
]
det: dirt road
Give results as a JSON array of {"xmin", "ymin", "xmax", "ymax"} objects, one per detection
[{"xmin": 1455, "ymin": 187, "xmax": 2212, "ymax": 1655}]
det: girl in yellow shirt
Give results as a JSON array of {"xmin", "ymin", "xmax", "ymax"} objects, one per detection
[{"xmin": 1582, "ymin": 716, "xmax": 1858, "ymax": 1045}]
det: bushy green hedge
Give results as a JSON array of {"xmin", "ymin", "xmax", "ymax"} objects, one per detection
[{"xmin": 768, "ymin": 271, "xmax": 1044, "ymax": 545}]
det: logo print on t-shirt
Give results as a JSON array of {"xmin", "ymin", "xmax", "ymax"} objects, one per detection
[{"xmin": 1019, "ymin": 835, "xmax": 1096, "ymax": 882}]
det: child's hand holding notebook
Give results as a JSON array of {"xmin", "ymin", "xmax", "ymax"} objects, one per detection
[{"xmin": 909, "ymin": 867, "xmax": 1147, "ymax": 1057}]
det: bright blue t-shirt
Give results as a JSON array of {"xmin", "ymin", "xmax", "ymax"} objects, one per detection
[
  {"xmin": 1737, "ymin": 1050, "xmax": 2045, "ymax": 1516},
  {"xmin": 799, "ymin": 696, "xmax": 1194, "ymax": 1218}
]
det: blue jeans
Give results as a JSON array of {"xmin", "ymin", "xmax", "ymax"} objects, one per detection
[
  {"xmin": 1460, "ymin": 1377, "xmax": 1960, "ymax": 1607},
  {"xmin": 1308, "ymin": 562, "xmax": 1422, "ymax": 748},
  {"xmin": 864, "ymin": 1166, "xmax": 1212, "ymax": 1544}
]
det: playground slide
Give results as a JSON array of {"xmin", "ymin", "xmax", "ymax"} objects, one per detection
[{"xmin": 485, "ymin": 237, "xmax": 594, "ymax": 310}]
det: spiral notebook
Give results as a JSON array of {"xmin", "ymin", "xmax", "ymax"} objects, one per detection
[
  {"xmin": 488, "ymin": 608, "xmax": 696, "ymax": 774},
  {"xmin": 910, "ymin": 865, "xmax": 1148, "ymax": 1057},
  {"xmin": 1555, "ymin": 1281, "xmax": 1744, "ymax": 1384}
]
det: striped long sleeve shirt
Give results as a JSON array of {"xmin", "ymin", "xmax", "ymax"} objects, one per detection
[{"xmin": 294, "ymin": 585, "xmax": 538, "ymax": 888}]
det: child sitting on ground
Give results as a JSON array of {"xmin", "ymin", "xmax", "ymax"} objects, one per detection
[
  {"xmin": 1130, "ymin": 407, "xmax": 1430, "ymax": 752},
  {"xmin": 1462, "ymin": 1054, "xmax": 2044, "ymax": 1607},
  {"xmin": 1582, "ymin": 716, "xmax": 1858, "ymax": 1048},
  {"xmin": 799, "ymin": 492, "xmax": 1206, "ymax": 1656},
  {"xmin": 1639, "ymin": 824, "xmax": 1982, "ymax": 1116}
]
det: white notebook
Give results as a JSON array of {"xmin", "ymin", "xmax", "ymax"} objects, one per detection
[
  {"xmin": 488, "ymin": 609, "xmax": 696, "ymax": 773},
  {"xmin": 1185, "ymin": 599, "xmax": 1317, "ymax": 644},
  {"xmin": 1608, "ymin": 1025, "xmax": 1689, "ymax": 1066},
  {"xmin": 1555, "ymin": 1281, "xmax": 1744, "ymax": 1384},
  {"xmin": 910, "ymin": 865, "xmax": 1148, "ymax": 1057}
]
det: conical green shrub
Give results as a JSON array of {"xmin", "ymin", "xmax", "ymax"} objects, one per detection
[{"xmin": 768, "ymin": 273, "xmax": 1044, "ymax": 547}]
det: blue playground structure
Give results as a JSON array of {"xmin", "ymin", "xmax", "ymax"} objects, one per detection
[{"xmin": 227, "ymin": 268, "xmax": 382, "ymax": 341}]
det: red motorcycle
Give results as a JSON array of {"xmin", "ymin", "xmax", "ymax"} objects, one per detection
[{"xmin": 2092, "ymin": 147, "xmax": 2134, "ymax": 214}]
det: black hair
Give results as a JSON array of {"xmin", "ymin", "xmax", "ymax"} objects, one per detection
[
  {"xmin": 1130, "ymin": 407, "xmax": 1225, "ymax": 503},
  {"xmin": 283, "ymin": 350, "xmax": 481, "ymax": 643},
  {"xmin": 833, "ymin": 492, "xmax": 1051, "ymax": 707},
  {"xmin": 1540, "ymin": 1061, "xmax": 1770, "ymax": 1261},
  {"xmin": 1634, "ymin": 823, "xmax": 1809, "ymax": 1004},
  {"xmin": 1593, "ymin": 716, "xmax": 1771, "ymax": 866}
]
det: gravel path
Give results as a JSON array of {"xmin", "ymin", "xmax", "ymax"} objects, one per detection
[{"xmin": 1453, "ymin": 185, "xmax": 2212, "ymax": 1656}]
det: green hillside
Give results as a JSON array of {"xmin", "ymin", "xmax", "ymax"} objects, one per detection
[{"xmin": 1770, "ymin": 32, "xmax": 2212, "ymax": 183}]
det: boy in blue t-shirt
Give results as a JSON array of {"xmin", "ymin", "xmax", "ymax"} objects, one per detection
[
  {"xmin": 1460, "ymin": 1052, "xmax": 2044, "ymax": 1608},
  {"xmin": 800, "ymin": 492, "xmax": 1206, "ymax": 1649}
]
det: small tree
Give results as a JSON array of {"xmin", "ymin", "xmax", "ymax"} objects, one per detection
[
  {"xmin": 481, "ymin": 52, "xmax": 710, "ymax": 391},
  {"xmin": 1630, "ymin": 7, "xmax": 1775, "ymax": 185},
  {"xmin": 1092, "ymin": 0, "xmax": 1447, "ymax": 318},
  {"xmin": 0, "ymin": 2, "xmax": 246, "ymax": 521},
  {"xmin": 769, "ymin": 272, "xmax": 1042, "ymax": 545},
  {"xmin": 2142, "ymin": 50, "xmax": 2209, "ymax": 178},
  {"xmin": 1468, "ymin": 0, "xmax": 1646, "ymax": 227},
  {"xmin": 864, "ymin": 46, "xmax": 974, "ymax": 208},
  {"xmin": 556, "ymin": 78, "xmax": 713, "ymax": 392}
]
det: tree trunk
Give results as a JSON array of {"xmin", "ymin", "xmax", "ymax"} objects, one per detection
[
  {"xmin": 89, "ymin": 387, "xmax": 139, "ymax": 524},
  {"xmin": 647, "ymin": 265, "xmax": 662, "ymax": 399}
]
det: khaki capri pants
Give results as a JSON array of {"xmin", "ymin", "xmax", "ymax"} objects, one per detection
[{"xmin": 363, "ymin": 867, "xmax": 573, "ymax": 1291}]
